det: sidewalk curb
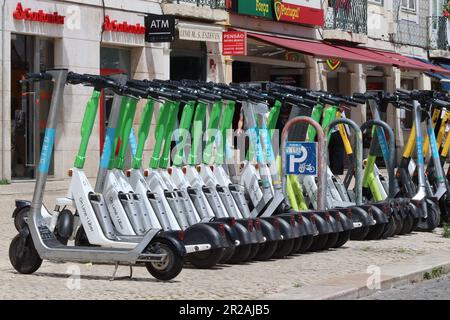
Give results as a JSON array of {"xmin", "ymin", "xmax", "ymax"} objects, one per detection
[{"xmin": 260, "ymin": 250, "xmax": 450, "ymax": 300}]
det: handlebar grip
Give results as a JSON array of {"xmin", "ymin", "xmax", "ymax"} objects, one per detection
[
  {"xmin": 181, "ymin": 92, "xmax": 198, "ymax": 101},
  {"xmin": 125, "ymin": 86, "xmax": 148, "ymax": 98},
  {"xmin": 220, "ymin": 92, "xmax": 237, "ymax": 101},
  {"xmin": 198, "ymin": 92, "xmax": 222, "ymax": 102},
  {"xmin": 396, "ymin": 88, "xmax": 412, "ymax": 96},
  {"xmin": 434, "ymin": 99, "xmax": 450, "ymax": 108},
  {"xmin": 21, "ymin": 72, "xmax": 53, "ymax": 83}
]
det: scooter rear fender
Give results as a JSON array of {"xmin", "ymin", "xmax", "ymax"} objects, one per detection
[
  {"xmin": 276, "ymin": 213, "xmax": 306, "ymax": 238},
  {"xmin": 154, "ymin": 230, "xmax": 188, "ymax": 257},
  {"xmin": 330, "ymin": 210, "xmax": 352, "ymax": 231},
  {"xmin": 361, "ymin": 204, "xmax": 389, "ymax": 224},
  {"xmin": 184, "ymin": 223, "xmax": 232, "ymax": 250},
  {"xmin": 308, "ymin": 212, "xmax": 333, "ymax": 235},
  {"xmin": 257, "ymin": 218, "xmax": 283, "ymax": 242},
  {"xmin": 213, "ymin": 218, "xmax": 260, "ymax": 245}
]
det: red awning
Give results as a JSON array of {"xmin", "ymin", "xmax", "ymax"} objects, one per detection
[
  {"xmin": 248, "ymin": 32, "xmax": 450, "ymax": 75},
  {"xmin": 374, "ymin": 50, "xmax": 450, "ymax": 75},
  {"xmin": 334, "ymin": 46, "xmax": 427, "ymax": 71},
  {"xmin": 248, "ymin": 33, "xmax": 386, "ymax": 65}
]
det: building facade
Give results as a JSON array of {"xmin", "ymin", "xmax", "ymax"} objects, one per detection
[{"xmin": 0, "ymin": 0, "xmax": 449, "ymax": 183}]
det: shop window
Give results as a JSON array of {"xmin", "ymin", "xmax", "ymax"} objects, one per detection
[{"xmin": 11, "ymin": 35, "xmax": 54, "ymax": 180}]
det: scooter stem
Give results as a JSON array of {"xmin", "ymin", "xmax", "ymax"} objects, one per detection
[{"xmin": 412, "ymin": 100, "xmax": 427, "ymax": 202}]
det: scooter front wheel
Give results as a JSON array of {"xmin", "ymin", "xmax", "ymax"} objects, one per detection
[
  {"xmin": 14, "ymin": 207, "xmax": 29, "ymax": 232},
  {"xmin": 145, "ymin": 240, "xmax": 184, "ymax": 281},
  {"xmin": 188, "ymin": 248, "xmax": 224, "ymax": 269},
  {"xmin": 9, "ymin": 234, "xmax": 42, "ymax": 275}
]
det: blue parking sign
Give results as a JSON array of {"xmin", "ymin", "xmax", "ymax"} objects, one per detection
[{"xmin": 286, "ymin": 142, "xmax": 318, "ymax": 176}]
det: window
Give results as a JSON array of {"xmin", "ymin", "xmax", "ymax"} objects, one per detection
[{"xmin": 401, "ymin": 0, "xmax": 416, "ymax": 12}]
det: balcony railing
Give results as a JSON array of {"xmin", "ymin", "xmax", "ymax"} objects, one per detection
[
  {"xmin": 325, "ymin": 0, "xmax": 368, "ymax": 35},
  {"xmin": 428, "ymin": 16, "xmax": 449, "ymax": 51},
  {"xmin": 166, "ymin": 0, "xmax": 227, "ymax": 9}
]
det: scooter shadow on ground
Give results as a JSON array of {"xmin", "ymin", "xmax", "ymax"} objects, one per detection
[{"xmin": 10, "ymin": 270, "xmax": 176, "ymax": 283}]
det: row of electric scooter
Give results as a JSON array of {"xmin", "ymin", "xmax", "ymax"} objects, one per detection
[{"xmin": 8, "ymin": 69, "xmax": 450, "ymax": 281}]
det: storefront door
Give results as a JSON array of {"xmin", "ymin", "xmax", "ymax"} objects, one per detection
[{"xmin": 11, "ymin": 34, "xmax": 54, "ymax": 180}]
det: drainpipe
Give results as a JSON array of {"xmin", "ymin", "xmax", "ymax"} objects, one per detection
[{"xmin": 2, "ymin": 0, "xmax": 7, "ymax": 181}]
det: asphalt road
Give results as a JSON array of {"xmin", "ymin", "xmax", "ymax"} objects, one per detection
[{"xmin": 362, "ymin": 275, "xmax": 450, "ymax": 300}]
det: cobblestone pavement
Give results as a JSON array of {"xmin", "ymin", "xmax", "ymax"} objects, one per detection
[
  {"xmin": 362, "ymin": 275, "xmax": 450, "ymax": 300},
  {"xmin": 2, "ymin": 192, "xmax": 450, "ymax": 300}
]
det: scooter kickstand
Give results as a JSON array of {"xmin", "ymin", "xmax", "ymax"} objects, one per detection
[
  {"xmin": 129, "ymin": 266, "xmax": 133, "ymax": 279},
  {"xmin": 110, "ymin": 262, "xmax": 119, "ymax": 281}
]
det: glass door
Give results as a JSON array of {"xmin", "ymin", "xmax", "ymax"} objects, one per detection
[{"xmin": 11, "ymin": 34, "xmax": 54, "ymax": 180}]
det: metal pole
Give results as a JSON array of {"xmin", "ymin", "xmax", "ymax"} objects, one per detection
[
  {"xmin": 325, "ymin": 118, "xmax": 363, "ymax": 205},
  {"xmin": 281, "ymin": 116, "xmax": 327, "ymax": 211},
  {"xmin": 360, "ymin": 119, "xmax": 396, "ymax": 199}
]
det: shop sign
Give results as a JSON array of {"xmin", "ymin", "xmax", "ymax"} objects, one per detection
[
  {"xmin": 274, "ymin": 1, "xmax": 324, "ymax": 27},
  {"xmin": 326, "ymin": 59, "xmax": 341, "ymax": 71},
  {"xmin": 179, "ymin": 26, "xmax": 222, "ymax": 42},
  {"xmin": 223, "ymin": 31, "xmax": 247, "ymax": 56},
  {"xmin": 103, "ymin": 16, "xmax": 146, "ymax": 35},
  {"xmin": 237, "ymin": 0, "xmax": 274, "ymax": 19},
  {"xmin": 145, "ymin": 14, "xmax": 175, "ymax": 42},
  {"xmin": 13, "ymin": 2, "xmax": 65, "ymax": 25},
  {"xmin": 286, "ymin": 141, "xmax": 318, "ymax": 176}
]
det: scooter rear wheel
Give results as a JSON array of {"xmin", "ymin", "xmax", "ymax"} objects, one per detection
[
  {"xmin": 245, "ymin": 244, "xmax": 261, "ymax": 261},
  {"xmin": 145, "ymin": 240, "xmax": 184, "ymax": 281},
  {"xmin": 226, "ymin": 244, "xmax": 252, "ymax": 264},
  {"xmin": 323, "ymin": 232, "xmax": 339, "ymax": 250},
  {"xmin": 297, "ymin": 235, "xmax": 314, "ymax": 253},
  {"xmin": 333, "ymin": 230, "xmax": 351, "ymax": 248},
  {"xmin": 399, "ymin": 214, "xmax": 414, "ymax": 235},
  {"xmin": 188, "ymin": 248, "xmax": 224, "ymax": 269},
  {"xmin": 272, "ymin": 239, "xmax": 296, "ymax": 258},
  {"xmin": 365, "ymin": 223, "xmax": 386, "ymax": 240},
  {"xmin": 218, "ymin": 246, "xmax": 235, "ymax": 264},
  {"xmin": 308, "ymin": 234, "xmax": 329, "ymax": 252},
  {"xmin": 291, "ymin": 237, "xmax": 303, "ymax": 254},
  {"xmin": 9, "ymin": 234, "xmax": 42, "ymax": 275},
  {"xmin": 382, "ymin": 217, "xmax": 397, "ymax": 238},
  {"xmin": 393, "ymin": 215, "xmax": 404, "ymax": 235},
  {"xmin": 255, "ymin": 241, "xmax": 278, "ymax": 261},
  {"xmin": 350, "ymin": 226, "xmax": 370, "ymax": 241}
]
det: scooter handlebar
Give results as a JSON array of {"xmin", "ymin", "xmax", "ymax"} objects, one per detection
[{"xmin": 21, "ymin": 72, "xmax": 53, "ymax": 83}]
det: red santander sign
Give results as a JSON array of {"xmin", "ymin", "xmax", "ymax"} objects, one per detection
[
  {"xmin": 273, "ymin": 0, "xmax": 324, "ymax": 27},
  {"xmin": 13, "ymin": 2, "xmax": 65, "ymax": 25},
  {"xmin": 103, "ymin": 16, "xmax": 146, "ymax": 35},
  {"xmin": 223, "ymin": 31, "xmax": 247, "ymax": 56}
]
